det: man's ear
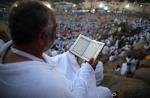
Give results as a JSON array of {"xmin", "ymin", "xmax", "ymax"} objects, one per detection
[{"xmin": 37, "ymin": 32, "xmax": 46, "ymax": 46}]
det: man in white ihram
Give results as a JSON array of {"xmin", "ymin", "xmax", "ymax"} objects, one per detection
[
  {"xmin": 50, "ymin": 51, "xmax": 112, "ymax": 98},
  {"xmin": 0, "ymin": 1, "xmax": 112, "ymax": 98}
]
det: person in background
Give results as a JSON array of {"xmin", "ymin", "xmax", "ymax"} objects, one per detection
[
  {"xmin": 109, "ymin": 52, "xmax": 117, "ymax": 62},
  {"xmin": 144, "ymin": 42, "xmax": 150, "ymax": 50},
  {"xmin": 120, "ymin": 62, "xmax": 129, "ymax": 76},
  {"xmin": 0, "ymin": 39, "xmax": 5, "ymax": 48},
  {"xmin": 114, "ymin": 65, "xmax": 121, "ymax": 74}
]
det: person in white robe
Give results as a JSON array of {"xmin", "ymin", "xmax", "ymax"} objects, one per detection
[
  {"xmin": 105, "ymin": 39, "xmax": 111, "ymax": 47},
  {"xmin": 144, "ymin": 42, "xmax": 150, "ymax": 50},
  {"xmin": 49, "ymin": 51, "xmax": 112, "ymax": 98},
  {"xmin": 126, "ymin": 56, "xmax": 132, "ymax": 63},
  {"xmin": 120, "ymin": 63, "xmax": 129, "ymax": 76},
  {"xmin": 0, "ymin": 42, "xmax": 73, "ymax": 98},
  {"xmin": 114, "ymin": 65, "xmax": 121, "ymax": 73},
  {"xmin": 0, "ymin": 41, "xmax": 98, "ymax": 98},
  {"xmin": 122, "ymin": 42, "xmax": 131, "ymax": 51},
  {"xmin": 145, "ymin": 32, "xmax": 150, "ymax": 41},
  {"xmin": 110, "ymin": 46, "xmax": 116, "ymax": 54},
  {"xmin": 0, "ymin": 1, "xmax": 111, "ymax": 98},
  {"xmin": 95, "ymin": 60, "xmax": 104, "ymax": 85},
  {"xmin": 102, "ymin": 45, "xmax": 110, "ymax": 55},
  {"xmin": 0, "ymin": 39, "xmax": 5, "ymax": 48},
  {"xmin": 109, "ymin": 55, "xmax": 117, "ymax": 62},
  {"xmin": 130, "ymin": 58, "xmax": 138, "ymax": 73}
]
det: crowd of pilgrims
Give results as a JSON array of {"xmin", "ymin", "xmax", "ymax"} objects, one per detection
[
  {"xmin": 0, "ymin": 13, "xmax": 150, "ymax": 77},
  {"xmin": 47, "ymin": 13, "xmax": 150, "ymax": 76}
]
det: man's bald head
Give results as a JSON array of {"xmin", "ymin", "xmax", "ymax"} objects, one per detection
[{"xmin": 8, "ymin": 0, "xmax": 56, "ymax": 45}]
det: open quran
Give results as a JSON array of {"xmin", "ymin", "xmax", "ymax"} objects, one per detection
[{"xmin": 70, "ymin": 34, "xmax": 105, "ymax": 61}]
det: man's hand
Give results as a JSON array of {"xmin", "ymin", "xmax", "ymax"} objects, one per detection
[{"xmin": 88, "ymin": 58, "xmax": 98, "ymax": 70}]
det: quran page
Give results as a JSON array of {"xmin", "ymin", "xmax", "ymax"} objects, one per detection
[
  {"xmin": 83, "ymin": 41, "xmax": 100, "ymax": 60},
  {"xmin": 70, "ymin": 34, "xmax": 105, "ymax": 61}
]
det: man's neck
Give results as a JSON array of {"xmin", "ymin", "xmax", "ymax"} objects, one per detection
[{"xmin": 13, "ymin": 44, "xmax": 43, "ymax": 59}]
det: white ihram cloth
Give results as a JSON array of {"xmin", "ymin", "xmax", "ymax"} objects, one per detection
[
  {"xmin": 50, "ymin": 51, "xmax": 112, "ymax": 98},
  {"xmin": 120, "ymin": 63, "xmax": 129, "ymax": 75},
  {"xmin": 0, "ymin": 42, "xmax": 73, "ymax": 98},
  {"xmin": 0, "ymin": 39, "xmax": 5, "ymax": 48},
  {"xmin": 0, "ymin": 41, "xmax": 112, "ymax": 98}
]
